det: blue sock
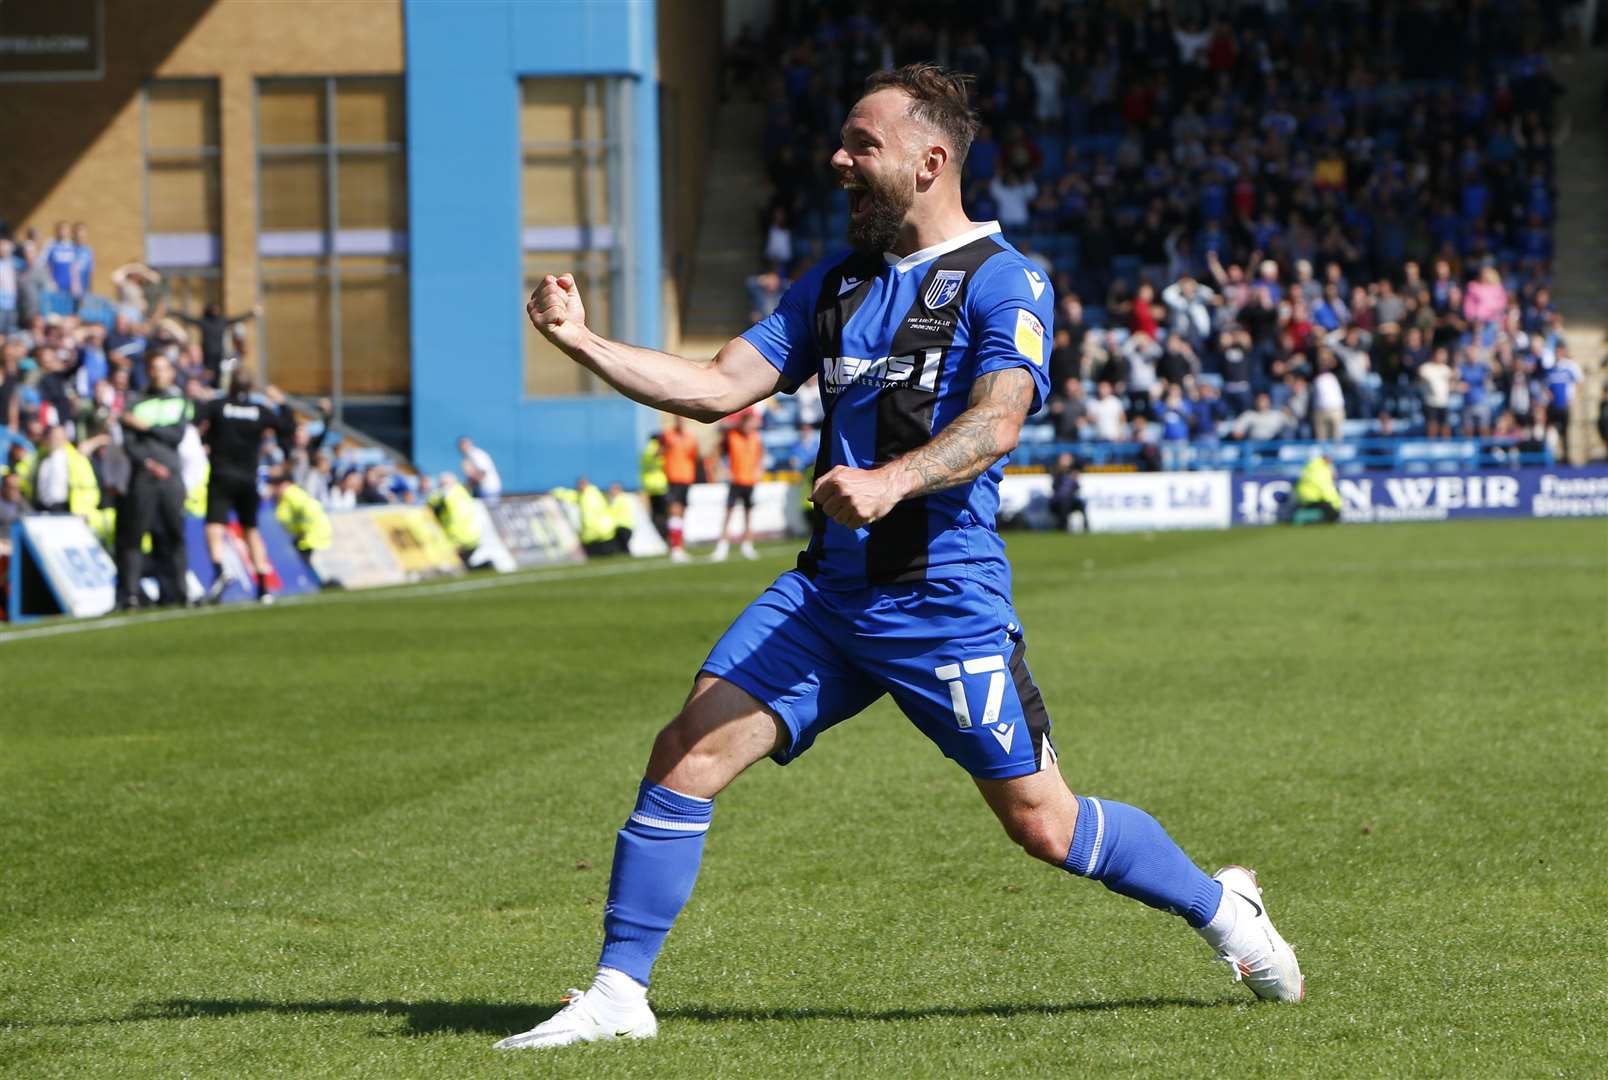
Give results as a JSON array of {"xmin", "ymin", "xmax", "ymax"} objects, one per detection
[
  {"xmin": 597, "ymin": 780, "xmax": 713, "ymax": 985},
  {"xmin": 1062, "ymin": 795, "xmax": 1223, "ymax": 928}
]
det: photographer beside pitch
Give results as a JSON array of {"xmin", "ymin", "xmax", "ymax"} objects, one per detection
[{"xmin": 500, "ymin": 65, "xmax": 1302, "ymax": 1052}]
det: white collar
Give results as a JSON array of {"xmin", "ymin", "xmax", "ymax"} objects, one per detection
[{"xmin": 884, "ymin": 221, "xmax": 1001, "ymax": 273}]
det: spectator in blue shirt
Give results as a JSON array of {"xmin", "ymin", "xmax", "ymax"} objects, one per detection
[
  {"xmin": 1189, "ymin": 382, "xmax": 1229, "ymax": 442},
  {"xmin": 745, "ymin": 271, "xmax": 784, "ymax": 324},
  {"xmin": 786, "ymin": 423, "xmax": 819, "ymax": 472},
  {"xmin": 70, "ymin": 223, "xmax": 94, "ymax": 296},
  {"xmin": 1543, "ymin": 348, "xmax": 1582, "ymax": 459},
  {"xmin": 1312, "ymin": 283, "xmax": 1349, "ymax": 332},
  {"xmin": 0, "ymin": 238, "xmax": 17, "ymax": 335},
  {"xmin": 44, "ymin": 221, "xmax": 78, "ymax": 294},
  {"xmin": 1456, "ymin": 352, "xmax": 1492, "ymax": 437},
  {"xmin": 72, "ymin": 324, "xmax": 110, "ymax": 400},
  {"xmin": 1155, "ymin": 384, "xmax": 1193, "ymax": 471}
]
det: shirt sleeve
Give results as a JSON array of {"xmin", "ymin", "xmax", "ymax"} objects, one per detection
[
  {"xmin": 968, "ymin": 256, "xmax": 1055, "ymax": 413},
  {"xmin": 738, "ymin": 260, "xmax": 832, "ymax": 392}
]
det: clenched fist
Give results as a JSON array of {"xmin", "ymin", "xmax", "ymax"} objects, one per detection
[
  {"xmin": 812, "ymin": 465, "xmax": 910, "ymax": 529},
  {"xmin": 527, "ymin": 273, "xmax": 588, "ymax": 351}
]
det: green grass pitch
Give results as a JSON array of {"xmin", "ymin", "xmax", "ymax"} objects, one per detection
[{"xmin": 3, "ymin": 518, "xmax": 1605, "ymax": 1078}]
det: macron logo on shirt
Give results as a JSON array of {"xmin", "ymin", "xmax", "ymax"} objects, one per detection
[{"xmin": 1023, "ymin": 269, "xmax": 1046, "ymax": 300}]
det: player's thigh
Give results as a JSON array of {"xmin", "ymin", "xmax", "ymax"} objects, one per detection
[
  {"xmin": 646, "ymin": 675, "xmax": 789, "ymax": 798},
  {"xmin": 698, "ymin": 569, "xmax": 883, "ymax": 771},
  {"xmin": 866, "ymin": 581, "xmax": 1056, "ymax": 781}
]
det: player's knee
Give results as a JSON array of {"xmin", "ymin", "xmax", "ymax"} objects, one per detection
[
  {"xmin": 646, "ymin": 708, "xmax": 725, "ymax": 789},
  {"xmin": 1001, "ymin": 810, "xmax": 1069, "ymax": 865},
  {"xmin": 648, "ymin": 714, "xmax": 699, "ymax": 772}
]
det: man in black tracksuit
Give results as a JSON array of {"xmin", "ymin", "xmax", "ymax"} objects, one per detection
[
  {"xmin": 173, "ymin": 302, "xmax": 262, "ymax": 384},
  {"xmin": 196, "ymin": 371, "xmax": 293, "ymax": 602},
  {"xmin": 116, "ymin": 354, "xmax": 192, "ymax": 609}
]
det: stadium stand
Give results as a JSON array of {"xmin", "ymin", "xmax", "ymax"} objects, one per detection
[
  {"xmin": 0, "ymin": 230, "xmax": 421, "ymax": 529},
  {"xmin": 742, "ymin": 0, "xmax": 1589, "ymax": 476},
  {"xmin": 0, "ymin": 2, "xmax": 1598, "ymax": 587}
]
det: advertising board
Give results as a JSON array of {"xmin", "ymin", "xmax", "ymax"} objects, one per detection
[{"xmin": 1232, "ymin": 467, "xmax": 1608, "ymax": 526}]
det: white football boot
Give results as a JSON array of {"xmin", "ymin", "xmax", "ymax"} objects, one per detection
[
  {"xmin": 710, "ymin": 539, "xmax": 730, "ymax": 562},
  {"xmin": 669, "ymin": 547, "xmax": 691, "ymax": 564},
  {"xmin": 740, "ymin": 540, "xmax": 758, "ymax": 560},
  {"xmin": 493, "ymin": 987, "xmax": 658, "ymax": 1050},
  {"xmin": 1208, "ymin": 865, "xmax": 1304, "ymax": 1002}
]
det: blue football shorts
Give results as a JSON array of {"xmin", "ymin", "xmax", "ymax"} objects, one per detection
[{"xmin": 699, "ymin": 570, "xmax": 1055, "ymax": 779}]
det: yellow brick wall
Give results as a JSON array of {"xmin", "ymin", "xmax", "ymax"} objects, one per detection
[{"xmin": 0, "ymin": 0, "xmax": 403, "ymax": 326}]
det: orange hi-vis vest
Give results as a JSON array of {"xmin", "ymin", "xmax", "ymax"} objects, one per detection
[
  {"xmin": 661, "ymin": 428, "xmax": 698, "ymax": 485},
  {"xmin": 726, "ymin": 430, "xmax": 763, "ymax": 487}
]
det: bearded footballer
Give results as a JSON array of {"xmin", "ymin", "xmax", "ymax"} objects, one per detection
[{"xmin": 499, "ymin": 63, "xmax": 1302, "ymax": 1051}]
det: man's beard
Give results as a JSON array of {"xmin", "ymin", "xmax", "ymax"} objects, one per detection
[{"xmin": 846, "ymin": 172, "xmax": 913, "ymax": 254}]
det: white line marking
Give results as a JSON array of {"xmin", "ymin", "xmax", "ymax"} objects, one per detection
[
  {"xmin": 0, "ymin": 551, "xmax": 1594, "ymax": 645},
  {"xmin": 0, "ymin": 550, "xmax": 779, "ymax": 645}
]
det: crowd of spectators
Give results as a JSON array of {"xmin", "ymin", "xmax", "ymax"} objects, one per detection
[
  {"xmin": 739, "ymin": 0, "xmax": 1595, "ymax": 464},
  {"xmin": 0, "ymin": 218, "xmax": 447, "ymax": 590}
]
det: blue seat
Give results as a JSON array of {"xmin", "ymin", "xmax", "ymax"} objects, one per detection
[
  {"xmin": 1037, "ymin": 135, "xmax": 1065, "ymax": 179},
  {"xmin": 39, "ymin": 290, "xmax": 76, "ymax": 317},
  {"xmin": 77, "ymin": 294, "xmax": 117, "ymax": 328}
]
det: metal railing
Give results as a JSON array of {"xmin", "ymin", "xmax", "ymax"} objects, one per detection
[{"xmin": 1011, "ymin": 437, "xmax": 1555, "ymax": 476}]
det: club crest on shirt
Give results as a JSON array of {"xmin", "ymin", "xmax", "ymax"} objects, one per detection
[{"xmin": 922, "ymin": 269, "xmax": 966, "ymax": 310}]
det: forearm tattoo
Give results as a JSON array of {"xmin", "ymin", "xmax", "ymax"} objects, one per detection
[{"xmin": 896, "ymin": 368, "xmax": 1036, "ymax": 498}]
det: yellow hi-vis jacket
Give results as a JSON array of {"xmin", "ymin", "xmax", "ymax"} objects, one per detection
[
  {"xmin": 185, "ymin": 460, "xmax": 210, "ymax": 519},
  {"xmin": 553, "ymin": 485, "xmax": 617, "ymax": 545},
  {"xmin": 1294, "ymin": 455, "xmax": 1342, "ymax": 510},
  {"xmin": 639, "ymin": 437, "xmax": 668, "ymax": 497},
  {"xmin": 429, "ymin": 482, "xmax": 482, "ymax": 551},
  {"xmin": 18, "ymin": 442, "xmax": 101, "ymax": 517},
  {"xmin": 275, "ymin": 482, "xmax": 332, "ymax": 552},
  {"xmin": 609, "ymin": 490, "xmax": 638, "ymax": 534}
]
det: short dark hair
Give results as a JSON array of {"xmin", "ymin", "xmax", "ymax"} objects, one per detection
[{"xmin": 862, "ymin": 63, "xmax": 979, "ymax": 167}]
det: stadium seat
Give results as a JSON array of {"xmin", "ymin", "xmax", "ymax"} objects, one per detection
[
  {"xmin": 76, "ymin": 294, "xmax": 117, "ymax": 328},
  {"xmin": 1036, "ymin": 136, "xmax": 1065, "ymax": 179},
  {"xmin": 39, "ymin": 290, "xmax": 77, "ymax": 317}
]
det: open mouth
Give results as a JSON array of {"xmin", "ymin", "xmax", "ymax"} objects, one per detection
[{"xmin": 842, "ymin": 180, "xmax": 870, "ymax": 218}]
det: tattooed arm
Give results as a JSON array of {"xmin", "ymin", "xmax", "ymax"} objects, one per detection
[{"xmin": 812, "ymin": 367, "xmax": 1037, "ymax": 528}]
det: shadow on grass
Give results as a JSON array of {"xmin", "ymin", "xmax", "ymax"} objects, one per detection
[{"xmin": 107, "ymin": 995, "xmax": 1233, "ymax": 1036}]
